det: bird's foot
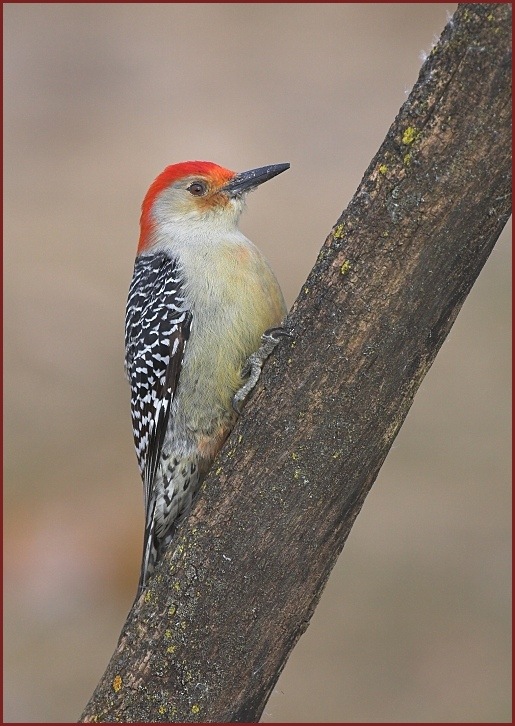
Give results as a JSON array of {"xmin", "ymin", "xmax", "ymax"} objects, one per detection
[{"xmin": 232, "ymin": 327, "xmax": 292, "ymax": 412}]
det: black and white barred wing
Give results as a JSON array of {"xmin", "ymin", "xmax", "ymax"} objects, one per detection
[{"xmin": 125, "ymin": 253, "xmax": 191, "ymax": 508}]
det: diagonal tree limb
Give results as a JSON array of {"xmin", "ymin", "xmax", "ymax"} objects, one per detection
[{"xmin": 79, "ymin": 4, "xmax": 512, "ymax": 722}]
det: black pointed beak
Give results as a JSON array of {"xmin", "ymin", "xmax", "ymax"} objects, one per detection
[{"xmin": 222, "ymin": 163, "xmax": 290, "ymax": 195}]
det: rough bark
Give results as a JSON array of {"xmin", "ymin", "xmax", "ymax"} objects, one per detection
[{"xmin": 80, "ymin": 4, "xmax": 512, "ymax": 723}]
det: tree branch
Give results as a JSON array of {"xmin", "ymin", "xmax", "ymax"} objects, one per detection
[{"xmin": 80, "ymin": 4, "xmax": 512, "ymax": 722}]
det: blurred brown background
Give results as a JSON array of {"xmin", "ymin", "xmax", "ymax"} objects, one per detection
[{"xmin": 3, "ymin": 4, "xmax": 511, "ymax": 723}]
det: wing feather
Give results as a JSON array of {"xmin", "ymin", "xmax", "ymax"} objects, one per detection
[{"xmin": 125, "ymin": 253, "xmax": 191, "ymax": 508}]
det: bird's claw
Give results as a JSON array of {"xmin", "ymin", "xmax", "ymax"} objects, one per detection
[
  {"xmin": 261, "ymin": 326, "xmax": 293, "ymax": 344},
  {"xmin": 232, "ymin": 326, "xmax": 292, "ymax": 412}
]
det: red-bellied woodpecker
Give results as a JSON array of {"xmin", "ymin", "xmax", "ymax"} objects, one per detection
[{"xmin": 125, "ymin": 160, "xmax": 289, "ymax": 593}]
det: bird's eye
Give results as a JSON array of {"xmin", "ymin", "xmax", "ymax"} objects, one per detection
[{"xmin": 188, "ymin": 181, "xmax": 207, "ymax": 196}]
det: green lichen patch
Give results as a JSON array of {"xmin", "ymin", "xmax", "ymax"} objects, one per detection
[
  {"xmin": 340, "ymin": 260, "xmax": 351, "ymax": 276},
  {"xmin": 333, "ymin": 223, "xmax": 345, "ymax": 239},
  {"xmin": 402, "ymin": 126, "xmax": 419, "ymax": 145}
]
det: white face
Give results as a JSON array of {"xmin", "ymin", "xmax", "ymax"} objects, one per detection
[
  {"xmin": 153, "ymin": 175, "xmax": 246, "ymax": 228},
  {"xmin": 145, "ymin": 175, "xmax": 248, "ymax": 254}
]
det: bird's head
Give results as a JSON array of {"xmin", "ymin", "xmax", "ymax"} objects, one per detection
[{"xmin": 138, "ymin": 160, "xmax": 289, "ymax": 253}]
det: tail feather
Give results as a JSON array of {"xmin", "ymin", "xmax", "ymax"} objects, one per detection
[{"xmin": 137, "ymin": 475, "xmax": 198, "ymax": 596}]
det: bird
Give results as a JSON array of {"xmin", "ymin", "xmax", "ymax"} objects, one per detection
[{"xmin": 124, "ymin": 160, "xmax": 290, "ymax": 594}]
